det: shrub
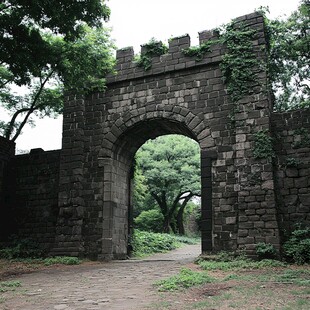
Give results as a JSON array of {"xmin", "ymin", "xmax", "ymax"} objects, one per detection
[
  {"xmin": 134, "ymin": 209, "xmax": 164, "ymax": 233},
  {"xmin": 171, "ymin": 235, "xmax": 200, "ymax": 245},
  {"xmin": 43, "ymin": 256, "xmax": 80, "ymax": 266},
  {"xmin": 0, "ymin": 281, "xmax": 21, "ymax": 293},
  {"xmin": 256, "ymin": 242, "xmax": 277, "ymax": 259},
  {"xmin": 283, "ymin": 228, "xmax": 310, "ymax": 264},
  {"xmin": 197, "ymin": 250, "xmax": 285, "ymax": 271},
  {"xmin": 155, "ymin": 268, "xmax": 215, "ymax": 291},
  {"xmin": 0, "ymin": 238, "xmax": 44, "ymax": 259},
  {"xmin": 131, "ymin": 230, "xmax": 178, "ymax": 257}
]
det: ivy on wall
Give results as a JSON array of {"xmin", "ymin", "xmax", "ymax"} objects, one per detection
[
  {"xmin": 135, "ymin": 38, "xmax": 168, "ymax": 71},
  {"xmin": 182, "ymin": 40, "xmax": 214, "ymax": 61},
  {"xmin": 181, "ymin": 21, "xmax": 261, "ymax": 104},
  {"xmin": 285, "ymin": 157, "xmax": 300, "ymax": 168},
  {"xmin": 253, "ymin": 129, "xmax": 275, "ymax": 160},
  {"xmin": 292, "ymin": 128, "xmax": 310, "ymax": 149},
  {"xmin": 181, "ymin": 20, "xmax": 262, "ymax": 132},
  {"xmin": 138, "ymin": 19, "xmax": 262, "ymax": 105},
  {"xmin": 219, "ymin": 22, "xmax": 261, "ymax": 103}
]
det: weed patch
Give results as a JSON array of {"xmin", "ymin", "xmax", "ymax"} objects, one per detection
[
  {"xmin": 199, "ymin": 258, "xmax": 285, "ymax": 271},
  {"xmin": 0, "ymin": 280, "xmax": 21, "ymax": 293},
  {"xmin": 8, "ymin": 256, "xmax": 81, "ymax": 266},
  {"xmin": 274, "ymin": 269, "xmax": 310, "ymax": 286},
  {"xmin": 0, "ymin": 238, "xmax": 44, "ymax": 259},
  {"xmin": 131, "ymin": 230, "xmax": 199, "ymax": 257},
  {"xmin": 43, "ymin": 256, "xmax": 80, "ymax": 266},
  {"xmin": 155, "ymin": 268, "xmax": 215, "ymax": 292},
  {"xmin": 131, "ymin": 230, "xmax": 178, "ymax": 257},
  {"xmin": 283, "ymin": 227, "xmax": 310, "ymax": 264}
]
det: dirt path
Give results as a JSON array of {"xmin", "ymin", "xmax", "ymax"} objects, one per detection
[{"xmin": 0, "ymin": 244, "xmax": 200, "ymax": 310}]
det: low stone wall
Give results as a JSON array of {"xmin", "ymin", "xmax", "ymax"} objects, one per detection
[
  {"xmin": 0, "ymin": 136, "xmax": 15, "ymax": 198},
  {"xmin": 4, "ymin": 148, "xmax": 60, "ymax": 251},
  {"xmin": 0, "ymin": 136, "xmax": 15, "ymax": 239},
  {"xmin": 272, "ymin": 109, "xmax": 310, "ymax": 238}
]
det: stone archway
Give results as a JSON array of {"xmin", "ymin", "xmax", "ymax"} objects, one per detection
[
  {"xmin": 52, "ymin": 12, "xmax": 281, "ymax": 259},
  {"xmin": 101, "ymin": 115, "xmax": 213, "ymax": 259}
]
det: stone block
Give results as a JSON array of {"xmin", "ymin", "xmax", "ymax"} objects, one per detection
[
  {"xmin": 265, "ymin": 221, "xmax": 278, "ymax": 229},
  {"xmin": 254, "ymin": 221, "xmax": 265, "ymax": 228},
  {"xmin": 300, "ymin": 194, "xmax": 310, "ymax": 206},
  {"xmin": 295, "ymin": 177, "xmax": 309, "ymax": 188},
  {"xmin": 226, "ymin": 217, "xmax": 236, "ymax": 225},
  {"xmin": 262, "ymin": 180, "xmax": 274, "ymax": 190},
  {"xmin": 286, "ymin": 168, "xmax": 298, "ymax": 177},
  {"xmin": 238, "ymin": 230, "xmax": 248, "ymax": 237},
  {"xmin": 284, "ymin": 195, "xmax": 298, "ymax": 206}
]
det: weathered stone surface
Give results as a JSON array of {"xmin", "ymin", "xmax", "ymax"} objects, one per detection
[
  {"xmin": 271, "ymin": 109, "xmax": 310, "ymax": 236},
  {"xmin": 300, "ymin": 194, "xmax": 310, "ymax": 206},
  {"xmin": 0, "ymin": 11, "xmax": 309, "ymax": 260}
]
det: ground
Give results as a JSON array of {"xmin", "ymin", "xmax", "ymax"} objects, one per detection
[{"xmin": 0, "ymin": 244, "xmax": 309, "ymax": 310}]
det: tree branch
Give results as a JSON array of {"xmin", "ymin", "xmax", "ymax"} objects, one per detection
[
  {"xmin": 0, "ymin": 3, "xmax": 13, "ymax": 12},
  {"xmin": 5, "ymin": 107, "xmax": 32, "ymax": 139},
  {"xmin": 168, "ymin": 191, "xmax": 192, "ymax": 217},
  {"xmin": 9, "ymin": 70, "xmax": 54, "ymax": 142},
  {"xmin": 0, "ymin": 77, "xmax": 14, "ymax": 89}
]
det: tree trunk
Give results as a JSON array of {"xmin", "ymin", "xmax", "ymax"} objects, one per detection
[
  {"xmin": 152, "ymin": 191, "xmax": 194, "ymax": 234},
  {"xmin": 176, "ymin": 207, "xmax": 185, "ymax": 235},
  {"xmin": 176, "ymin": 193, "xmax": 193, "ymax": 235},
  {"xmin": 162, "ymin": 216, "xmax": 171, "ymax": 233}
]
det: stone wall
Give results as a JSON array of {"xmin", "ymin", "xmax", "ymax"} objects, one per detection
[
  {"xmin": 0, "ymin": 136, "xmax": 15, "ymax": 239},
  {"xmin": 54, "ymin": 11, "xmax": 283, "ymax": 259},
  {"xmin": 4, "ymin": 148, "xmax": 60, "ymax": 250},
  {"xmin": 272, "ymin": 109, "xmax": 310, "ymax": 238},
  {"xmin": 0, "ymin": 136, "xmax": 15, "ymax": 199},
  {"xmin": 0, "ymin": 11, "xmax": 309, "ymax": 260}
]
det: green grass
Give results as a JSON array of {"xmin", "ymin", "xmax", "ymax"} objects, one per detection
[
  {"xmin": 131, "ymin": 230, "xmax": 199, "ymax": 257},
  {"xmin": 42, "ymin": 256, "xmax": 80, "ymax": 266},
  {"xmin": 280, "ymin": 298, "xmax": 310, "ymax": 310},
  {"xmin": 274, "ymin": 269, "xmax": 310, "ymax": 286},
  {"xmin": 198, "ymin": 258, "xmax": 285, "ymax": 271},
  {"xmin": 150, "ymin": 251, "xmax": 310, "ymax": 309},
  {"xmin": 171, "ymin": 235, "xmax": 200, "ymax": 245},
  {"xmin": 0, "ymin": 280, "xmax": 21, "ymax": 293},
  {"xmin": 155, "ymin": 268, "xmax": 215, "ymax": 291},
  {"xmin": 7, "ymin": 256, "xmax": 81, "ymax": 266},
  {"xmin": 291, "ymin": 288, "xmax": 310, "ymax": 295}
]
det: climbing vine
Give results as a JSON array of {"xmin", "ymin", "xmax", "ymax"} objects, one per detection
[
  {"xmin": 136, "ymin": 38, "xmax": 168, "ymax": 71},
  {"xmin": 182, "ymin": 40, "xmax": 215, "ymax": 61},
  {"xmin": 182, "ymin": 20, "xmax": 262, "ymax": 130},
  {"xmin": 248, "ymin": 171, "xmax": 262, "ymax": 185},
  {"xmin": 253, "ymin": 130, "xmax": 275, "ymax": 160},
  {"xmin": 285, "ymin": 157, "xmax": 300, "ymax": 168},
  {"xmin": 219, "ymin": 22, "xmax": 261, "ymax": 103},
  {"xmin": 292, "ymin": 127, "xmax": 310, "ymax": 149},
  {"xmin": 182, "ymin": 21, "xmax": 261, "ymax": 104}
]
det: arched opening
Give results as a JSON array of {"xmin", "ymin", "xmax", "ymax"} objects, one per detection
[
  {"xmin": 101, "ymin": 118, "xmax": 213, "ymax": 259},
  {"xmin": 131, "ymin": 133, "xmax": 201, "ymax": 255}
]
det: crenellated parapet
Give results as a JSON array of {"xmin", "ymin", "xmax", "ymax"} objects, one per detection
[{"xmin": 106, "ymin": 12, "xmax": 266, "ymax": 84}]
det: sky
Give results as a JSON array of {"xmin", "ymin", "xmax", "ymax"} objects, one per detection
[{"xmin": 6, "ymin": 0, "xmax": 301, "ymax": 152}]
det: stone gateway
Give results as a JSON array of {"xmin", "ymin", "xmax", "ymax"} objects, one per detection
[{"xmin": 0, "ymin": 12, "xmax": 309, "ymax": 260}]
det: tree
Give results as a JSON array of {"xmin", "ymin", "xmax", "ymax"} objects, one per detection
[
  {"xmin": 0, "ymin": 1, "xmax": 115, "ymax": 141},
  {"xmin": 135, "ymin": 135, "xmax": 201, "ymax": 234},
  {"xmin": 267, "ymin": 0, "xmax": 310, "ymax": 111},
  {"xmin": 132, "ymin": 162, "xmax": 150, "ymax": 218},
  {"xmin": 0, "ymin": 0, "xmax": 110, "ymax": 85},
  {"xmin": 134, "ymin": 209, "xmax": 164, "ymax": 233}
]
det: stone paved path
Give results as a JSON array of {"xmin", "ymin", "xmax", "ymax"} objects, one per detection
[{"xmin": 1, "ymin": 244, "xmax": 200, "ymax": 310}]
